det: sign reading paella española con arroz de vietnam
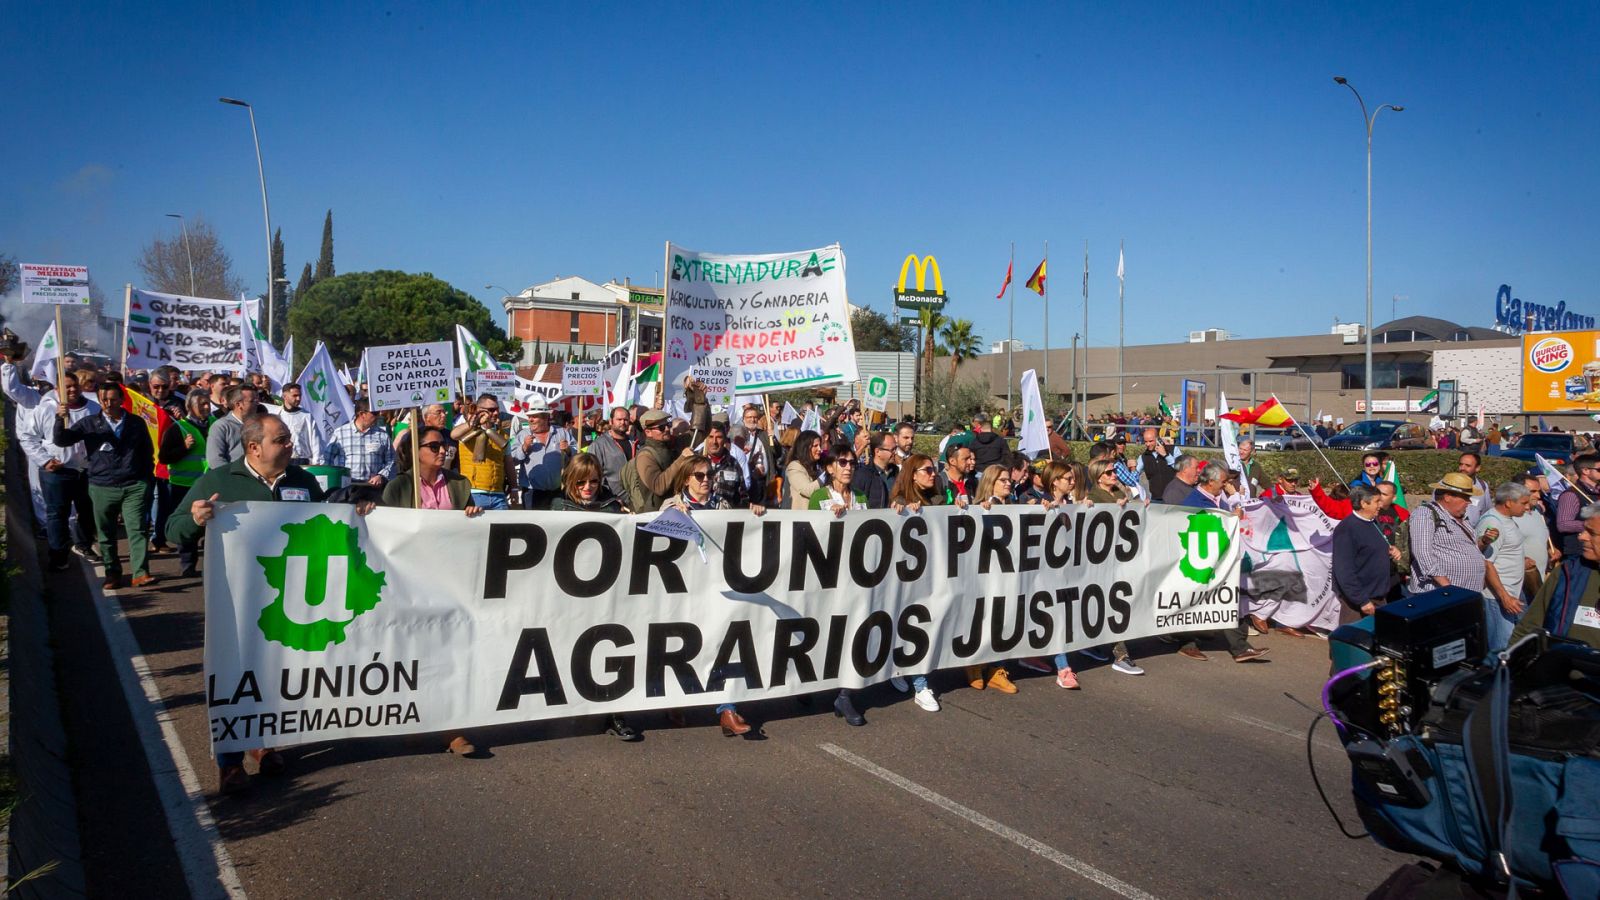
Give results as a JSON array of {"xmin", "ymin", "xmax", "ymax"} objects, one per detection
[
  {"xmin": 203, "ymin": 502, "xmax": 1243, "ymax": 753},
  {"xmin": 1522, "ymin": 330, "xmax": 1600, "ymax": 413},
  {"xmin": 662, "ymin": 244, "xmax": 858, "ymax": 391}
]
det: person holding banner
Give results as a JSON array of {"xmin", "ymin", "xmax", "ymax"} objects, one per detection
[
  {"xmin": 551, "ymin": 454, "xmax": 628, "ymax": 514},
  {"xmin": 882, "ymin": 454, "xmax": 946, "ymax": 713},
  {"xmin": 797, "ymin": 443, "xmax": 873, "ymax": 726},
  {"xmin": 18, "ymin": 374, "xmax": 102, "ymax": 569},
  {"xmin": 659, "ymin": 455, "xmax": 755, "ymax": 737},
  {"xmin": 736, "ymin": 405, "xmax": 777, "ymax": 502},
  {"xmin": 53, "ymin": 374, "xmax": 157, "ymax": 591}
]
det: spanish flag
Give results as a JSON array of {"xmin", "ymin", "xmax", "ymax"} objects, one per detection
[
  {"xmin": 1025, "ymin": 259, "xmax": 1046, "ymax": 296},
  {"xmin": 1220, "ymin": 396, "xmax": 1294, "ymax": 427},
  {"xmin": 122, "ymin": 386, "xmax": 174, "ymax": 479}
]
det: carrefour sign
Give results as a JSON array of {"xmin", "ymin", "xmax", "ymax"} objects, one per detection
[{"xmin": 1496, "ymin": 284, "xmax": 1593, "ymax": 335}]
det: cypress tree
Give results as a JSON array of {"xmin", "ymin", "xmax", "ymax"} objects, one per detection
[
  {"xmin": 314, "ymin": 210, "xmax": 335, "ymax": 281},
  {"xmin": 295, "ymin": 261, "xmax": 314, "ymax": 298},
  {"xmin": 268, "ymin": 228, "xmax": 287, "ymax": 343}
]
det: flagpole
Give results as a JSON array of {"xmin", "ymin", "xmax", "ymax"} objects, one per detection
[
  {"xmin": 1042, "ymin": 241, "xmax": 1049, "ymax": 398},
  {"xmin": 1117, "ymin": 239, "xmax": 1125, "ymax": 414},
  {"xmin": 120, "ymin": 283, "xmax": 132, "ymax": 374},
  {"xmin": 1272, "ymin": 392, "xmax": 1345, "ymax": 481},
  {"xmin": 655, "ymin": 241, "xmax": 670, "ymax": 410},
  {"xmin": 1081, "ymin": 241, "xmax": 1089, "ymax": 421},
  {"xmin": 1006, "ymin": 242, "xmax": 1014, "ymax": 417},
  {"xmin": 53, "ymin": 304, "xmax": 65, "ymax": 391}
]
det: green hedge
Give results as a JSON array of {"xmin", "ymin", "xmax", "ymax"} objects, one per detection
[{"xmin": 908, "ymin": 436, "xmax": 1529, "ymax": 498}]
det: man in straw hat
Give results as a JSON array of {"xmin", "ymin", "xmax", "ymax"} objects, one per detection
[{"xmin": 1407, "ymin": 472, "xmax": 1489, "ymax": 597}]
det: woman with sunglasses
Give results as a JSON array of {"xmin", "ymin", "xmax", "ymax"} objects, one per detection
[
  {"xmin": 548, "ymin": 455, "xmax": 640, "ymax": 740},
  {"xmin": 380, "ymin": 426, "xmax": 484, "ymax": 755},
  {"xmin": 1350, "ymin": 453, "xmax": 1387, "ymax": 489},
  {"xmin": 959, "ymin": 465, "xmax": 1023, "ymax": 694},
  {"xmin": 551, "ymin": 454, "xmax": 627, "ymax": 513},
  {"xmin": 1086, "ymin": 458, "xmax": 1130, "ymax": 504},
  {"xmin": 660, "ymin": 455, "xmax": 753, "ymax": 737},
  {"xmin": 803, "ymin": 444, "xmax": 872, "ymax": 725},
  {"xmin": 882, "ymin": 454, "xmax": 945, "ymax": 711}
]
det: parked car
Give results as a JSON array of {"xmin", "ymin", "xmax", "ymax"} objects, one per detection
[
  {"xmin": 1498, "ymin": 432, "xmax": 1580, "ymax": 467},
  {"xmin": 1326, "ymin": 419, "xmax": 1431, "ymax": 451},
  {"xmin": 1248, "ymin": 427, "xmax": 1324, "ymax": 451}
]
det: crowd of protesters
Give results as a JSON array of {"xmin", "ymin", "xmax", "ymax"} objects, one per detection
[{"xmin": 5, "ymin": 333, "xmax": 1597, "ymax": 797}]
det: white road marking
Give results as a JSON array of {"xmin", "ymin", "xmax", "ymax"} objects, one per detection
[
  {"xmin": 818, "ymin": 742, "xmax": 1159, "ymax": 900},
  {"xmin": 88, "ymin": 567, "xmax": 248, "ymax": 899}
]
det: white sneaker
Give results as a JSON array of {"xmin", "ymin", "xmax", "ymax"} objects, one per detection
[
  {"xmin": 890, "ymin": 676, "xmax": 910, "ymax": 693},
  {"xmin": 1111, "ymin": 658, "xmax": 1146, "ymax": 676},
  {"xmin": 913, "ymin": 687, "xmax": 940, "ymax": 712}
]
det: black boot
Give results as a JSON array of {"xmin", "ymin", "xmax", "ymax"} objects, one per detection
[
  {"xmin": 833, "ymin": 691, "xmax": 865, "ymax": 726},
  {"xmin": 606, "ymin": 714, "xmax": 641, "ymax": 742}
]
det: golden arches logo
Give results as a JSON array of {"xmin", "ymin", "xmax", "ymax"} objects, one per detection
[{"xmin": 896, "ymin": 254, "xmax": 944, "ymax": 296}]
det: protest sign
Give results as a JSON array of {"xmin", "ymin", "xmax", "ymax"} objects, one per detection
[
  {"xmin": 690, "ymin": 364, "xmax": 736, "ymax": 409},
  {"xmin": 474, "ymin": 368, "xmax": 515, "ymax": 403},
  {"xmin": 663, "ymin": 243, "xmax": 858, "ymax": 392},
  {"xmin": 125, "ymin": 289, "xmax": 244, "ymax": 371},
  {"xmin": 638, "ymin": 505, "xmax": 703, "ymax": 544},
  {"xmin": 367, "ymin": 341, "xmax": 454, "ymax": 412},
  {"xmin": 21, "ymin": 264, "xmax": 91, "ymax": 305},
  {"xmin": 203, "ymin": 502, "xmax": 1243, "ymax": 752},
  {"xmin": 862, "ymin": 375, "xmax": 891, "ymax": 413},
  {"xmin": 1239, "ymin": 494, "xmax": 1340, "ymax": 631},
  {"xmin": 561, "ymin": 362, "xmax": 604, "ymax": 402}
]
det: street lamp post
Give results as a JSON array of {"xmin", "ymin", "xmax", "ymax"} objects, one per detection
[
  {"xmin": 1333, "ymin": 76, "xmax": 1404, "ymax": 421},
  {"xmin": 219, "ymin": 97, "xmax": 275, "ymax": 343},
  {"xmin": 164, "ymin": 213, "xmax": 196, "ymax": 295}
]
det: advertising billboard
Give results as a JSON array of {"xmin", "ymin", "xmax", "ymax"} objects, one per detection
[{"xmin": 1521, "ymin": 331, "xmax": 1600, "ymax": 412}]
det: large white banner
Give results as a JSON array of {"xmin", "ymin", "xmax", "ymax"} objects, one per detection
[
  {"xmin": 203, "ymin": 503, "xmax": 1243, "ymax": 753},
  {"xmin": 1239, "ymin": 494, "xmax": 1341, "ymax": 630},
  {"xmin": 125, "ymin": 289, "xmax": 244, "ymax": 371},
  {"xmin": 663, "ymin": 244, "xmax": 859, "ymax": 392}
]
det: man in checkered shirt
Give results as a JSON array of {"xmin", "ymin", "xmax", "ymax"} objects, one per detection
[
  {"xmin": 1407, "ymin": 472, "xmax": 1489, "ymax": 595},
  {"xmin": 326, "ymin": 399, "xmax": 396, "ymax": 486}
]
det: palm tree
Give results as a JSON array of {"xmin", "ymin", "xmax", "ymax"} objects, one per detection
[
  {"xmin": 941, "ymin": 318, "xmax": 983, "ymax": 380},
  {"xmin": 917, "ymin": 306, "xmax": 946, "ymax": 384}
]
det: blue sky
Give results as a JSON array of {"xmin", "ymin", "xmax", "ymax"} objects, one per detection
[{"xmin": 4, "ymin": 1, "xmax": 1597, "ymax": 353}]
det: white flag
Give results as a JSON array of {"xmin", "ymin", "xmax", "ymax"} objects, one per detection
[
  {"xmin": 1535, "ymin": 454, "xmax": 1571, "ymax": 502},
  {"xmin": 296, "ymin": 341, "xmax": 356, "ymax": 443},
  {"xmin": 1016, "ymin": 369, "xmax": 1050, "ymax": 457},
  {"xmin": 604, "ymin": 339, "xmax": 636, "ymax": 410},
  {"xmin": 1116, "ymin": 247, "xmax": 1125, "ymax": 282},
  {"xmin": 456, "ymin": 324, "xmax": 495, "ymax": 376},
  {"xmin": 1219, "ymin": 390, "xmax": 1245, "ymax": 493},
  {"xmin": 781, "ymin": 402, "xmax": 800, "ymax": 426},
  {"xmin": 30, "ymin": 320, "xmax": 60, "ymax": 383},
  {"xmin": 1475, "ymin": 402, "xmax": 1485, "ymax": 431},
  {"xmin": 800, "ymin": 408, "xmax": 821, "ymax": 433}
]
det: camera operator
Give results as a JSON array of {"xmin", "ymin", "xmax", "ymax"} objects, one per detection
[{"xmin": 1512, "ymin": 500, "xmax": 1600, "ymax": 650}]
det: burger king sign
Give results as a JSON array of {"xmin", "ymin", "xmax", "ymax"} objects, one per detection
[{"xmin": 1530, "ymin": 337, "xmax": 1574, "ymax": 374}]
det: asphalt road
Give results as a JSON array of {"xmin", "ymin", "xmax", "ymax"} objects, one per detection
[{"xmin": 51, "ymin": 534, "xmax": 1413, "ymax": 899}]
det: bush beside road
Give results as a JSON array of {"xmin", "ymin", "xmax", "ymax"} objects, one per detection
[{"xmin": 910, "ymin": 436, "xmax": 1531, "ymax": 498}]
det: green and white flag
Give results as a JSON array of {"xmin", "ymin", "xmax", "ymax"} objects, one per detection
[
  {"xmin": 1017, "ymin": 369, "xmax": 1050, "ymax": 457},
  {"xmin": 456, "ymin": 324, "xmax": 495, "ymax": 383},
  {"xmin": 29, "ymin": 320, "xmax": 59, "ymax": 382},
  {"xmin": 296, "ymin": 341, "xmax": 355, "ymax": 443}
]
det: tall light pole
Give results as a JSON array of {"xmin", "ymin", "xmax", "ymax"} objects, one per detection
[
  {"xmin": 1333, "ymin": 76, "xmax": 1404, "ymax": 421},
  {"xmin": 219, "ymin": 97, "xmax": 275, "ymax": 343},
  {"xmin": 164, "ymin": 213, "xmax": 196, "ymax": 295}
]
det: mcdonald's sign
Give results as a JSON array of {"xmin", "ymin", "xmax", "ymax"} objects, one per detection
[{"xmin": 894, "ymin": 254, "xmax": 948, "ymax": 310}]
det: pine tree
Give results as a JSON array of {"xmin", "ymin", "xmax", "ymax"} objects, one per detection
[{"xmin": 314, "ymin": 210, "xmax": 335, "ymax": 281}]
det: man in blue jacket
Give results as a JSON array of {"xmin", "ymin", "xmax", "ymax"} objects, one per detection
[{"xmin": 53, "ymin": 374, "xmax": 156, "ymax": 591}]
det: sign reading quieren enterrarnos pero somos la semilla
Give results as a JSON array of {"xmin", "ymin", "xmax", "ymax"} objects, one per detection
[
  {"xmin": 367, "ymin": 340, "xmax": 454, "ymax": 412},
  {"xmin": 663, "ymin": 243, "xmax": 858, "ymax": 392},
  {"xmin": 125, "ymin": 289, "xmax": 244, "ymax": 371},
  {"xmin": 21, "ymin": 263, "xmax": 91, "ymax": 305}
]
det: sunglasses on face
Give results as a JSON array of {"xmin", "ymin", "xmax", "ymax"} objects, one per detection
[
  {"xmin": 420, "ymin": 441, "xmax": 445, "ymax": 452},
  {"xmin": 1364, "ymin": 462, "xmax": 1382, "ymax": 468},
  {"xmin": 917, "ymin": 466, "xmax": 936, "ymax": 475},
  {"xmin": 578, "ymin": 478, "xmax": 602, "ymax": 487},
  {"xmin": 833, "ymin": 459, "xmax": 855, "ymax": 467},
  {"xmin": 477, "ymin": 406, "xmax": 498, "ymax": 413},
  {"xmin": 689, "ymin": 471, "xmax": 710, "ymax": 481}
]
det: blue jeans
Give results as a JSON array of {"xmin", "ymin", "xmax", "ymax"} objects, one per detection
[
  {"xmin": 471, "ymin": 490, "xmax": 510, "ymax": 510},
  {"xmin": 1482, "ymin": 592, "xmax": 1519, "ymax": 651},
  {"xmin": 39, "ymin": 466, "xmax": 93, "ymax": 554}
]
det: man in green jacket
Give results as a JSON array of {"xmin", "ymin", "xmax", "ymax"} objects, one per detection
[
  {"xmin": 1512, "ymin": 500, "xmax": 1600, "ymax": 651},
  {"xmin": 165, "ymin": 412, "xmax": 333, "ymax": 795}
]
